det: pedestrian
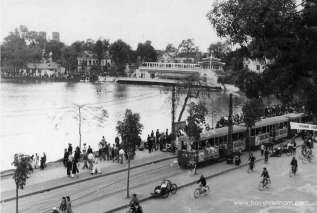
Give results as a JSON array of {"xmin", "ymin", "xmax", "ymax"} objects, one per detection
[
  {"xmin": 260, "ymin": 143, "xmax": 265, "ymax": 156},
  {"xmin": 105, "ymin": 143, "xmax": 109, "ymax": 160},
  {"xmin": 91, "ymin": 158, "xmax": 102, "ymax": 175},
  {"xmin": 293, "ymin": 140, "xmax": 297, "ymax": 155},
  {"xmin": 74, "ymin": 146, "xmax": 81, "ymax": 162},
  {"xmin": 68, "ymin": 143, "xmax": 73, "ymax": 154},
  {"xmin": 71, "ymin": 157, "xmax": 79, "ymax": 178},
  {"xmin": 82, "ymin": 143, "xmax": 88, "ymax": 169},
  {"xmin": 87, "ymin": 145, "xmax": 93, "ymax": 154},
  {"xmin": 63, "ymin": 149, "xmax": 69, "ymax": 168},
  {"xmin": 59, "ymin": 197, "xmax": 67, "ymax": 213},
  {"xmin": 119, "ymin": 148, "xmax": 124, "ymax": 164},
  {"xmin": 264, "ymin": 148, "xmax": 269, "ymax": 163},
  {"xmin": 151, "ymin": 130, "xmax": 154, "ymax": 138},
  {"xmin": 155, "ymin": 129, "xmax": 160, "ymax": 150},
  {"xmin": 98, "ymin": 140, "xmax": 103, "ymax": 161},
  {"xmin": 35, "ymin": 153, "xmax": 39, "ymax": 169},
  {"xmin": 66, "ymin": 196, "xmax": 73, "ymax": 213},
  {"xmin": 67, "ymin": 154, "xmax": 73, "ymax": 177},
  {"xmin": 88, "ymin": 152, "xmax": 94, "ymax": 170},
  {"xmin": 112, "ymin": 145, "xmax": 115, "ymax": 162},
  {"xmin": 82, "ymin": 143, "xmax": 87, "ymax": 155},
  {"xmin": 40, "ymin": 152, "xmax": 46, "ymax": 170}
]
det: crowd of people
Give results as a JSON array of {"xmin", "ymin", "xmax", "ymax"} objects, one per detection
[
  {"xmin": 61, "ymin": 129, "xmax": 172, "ymax": 178},
  {"xmin": 51, "ymin": 195, "xmax": 73, "ymax": 213},
  {"xmin": 24, "ymin": 152, "xmax": 47, "ymax": 172},
  {"xmin": 146, "ymin": 129, "xmax": 171, "ymax": 152},
  {"xmin": 264, "ymin": 104, "xmax": 304, "ymax": 118},
  {"xmin": 215, "ymin": 103, "xmax": 304, "ymax": 129}
]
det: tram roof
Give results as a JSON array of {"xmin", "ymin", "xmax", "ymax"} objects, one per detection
[
  {"xmin": 200, "ymin": 125, "xmax": 247, "ymax": 140},
  {"xmin": 283, "ymin": 113, "xmax": 305, "ymax": 119},
  {"xmin": 254, "ymin": 115, "xmax": 288, "ymax": 128}
]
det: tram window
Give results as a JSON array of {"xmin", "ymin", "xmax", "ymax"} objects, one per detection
[
  {"xmin": 262, "ymin": 126, "xmax": 267, "ymax": 133},
  {"xmin": 256, "ymin": 128, "xmax": 261, "ymax": 135},
  {"xmin": 279, "ymin": 123, "xmax": 283, "ymax": 129},
  {"xmin": 251, "ymin": 129, "xmax": 256, "ymax": 136},
  {"xmin": 232, "ymin": 133, "xmax": 238, "ymax": 141}
]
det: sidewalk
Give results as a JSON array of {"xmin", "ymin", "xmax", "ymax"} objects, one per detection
[
  {"xmin": 74, "ymin": 137, "xmax": 305, "ymax": 213},
  {"xmin": 0, "ymin": 150, "xmax": 175, "ymax": 201}
]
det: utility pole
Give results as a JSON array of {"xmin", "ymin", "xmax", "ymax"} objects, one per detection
[
  {"xmin": 126, "ymin": 136, "xmax": 131, "ymax": 198},
  {"xmin": 74, "ymin": 104, "xmax": 84, "ymax": 150},
  {"xmin": 227, "ymin": 94, "xmax": 233, "ymax": 154},
  {"xmin": 171, "ymin": 85, "xmax": 176, "ymax": 138}
]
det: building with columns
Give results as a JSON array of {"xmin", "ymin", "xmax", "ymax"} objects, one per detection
[{"xmin": 77, "ymin": 51, "xmax": 111, "ymax": 76}]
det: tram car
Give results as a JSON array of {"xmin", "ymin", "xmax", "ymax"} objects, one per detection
[{"xmin": 177, "ymin": 112, "xmax": 312, "ymax": 169}]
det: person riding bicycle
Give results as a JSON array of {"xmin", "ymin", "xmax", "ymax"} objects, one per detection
[
  {"xmin": 261, "ymin": 167, "xmax": 270, "ymax": 187},
  {"xmin": 154, "ymin": 180, "xmax": 169, "ymax": 195},
  {"xmin": 197, "ymin": 174, "xmax": 207, "ymax": 192},
  {"xmin": 248, "ymin": 153, "xmax": 256, "ymax": 171},
  {"xmin": 129, "ymin": 194, "xmax": 143, "ymax": 213},
  {"xmin": 290, "ymin": 157, "xmax": 298, "ymax": 174},
  {"xmin": 129, "ymin": 193, "xmax": 139, "ymax": 206}
]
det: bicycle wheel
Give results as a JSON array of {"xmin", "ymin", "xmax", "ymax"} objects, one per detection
[
  {"xmin": 258, "ymin": 182, "xmax": 264, "ymax": 191},
  {"xmin": 170, "ymin": 184, "xmax": 177, "ymax": 195},
  {"xmin": 194, "ymin": 189, "xmax": 200, "ymax": 199}
]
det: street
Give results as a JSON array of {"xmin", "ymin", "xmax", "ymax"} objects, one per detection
[{"xmin": 137, "ymin": 149, "xmax": 317, "ymax": 213}]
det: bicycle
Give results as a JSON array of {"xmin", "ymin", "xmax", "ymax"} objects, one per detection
[
  {"xmin": 194, "ymin": 185, "xmax": 210, "ymax": 199},
  {"xmin": 258, "ymin": 178, "xmax": 271, "ymax": 191},
  {"xmin": 289, "ymin": 165, "xmax": 297, "ymax": 177}
]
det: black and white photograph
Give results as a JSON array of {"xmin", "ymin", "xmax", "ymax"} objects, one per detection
[{"xmin": 1, "ymin": 0, "xmax": 317, "ymax": 212}]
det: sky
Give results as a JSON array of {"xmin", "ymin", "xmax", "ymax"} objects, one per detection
[{"xmin": 0, "ymin": 0, "xmax": 221, "ymax": 51}]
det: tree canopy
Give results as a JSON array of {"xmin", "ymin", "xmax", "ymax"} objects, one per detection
[
  {"xmin": 12, "ymin": 154, "xmax": 32, "ymax": 189},
  {"xmin": 116, "ymin": 109, "xmax": 143, "ymax": 154},
  {"xmin": 185, "ymin": 102, "xmax": 208, "ymax": 142},
  {"xmin": 242, "ymin": 98, "xmax": 264, "ymax": 128},
  {"xmin": 208, "ymin": 0, "xmax": 317, "ymax": 120},
  {"xmin": 136, "ymin": 40, "xmax": 157, "ymax": 62}
]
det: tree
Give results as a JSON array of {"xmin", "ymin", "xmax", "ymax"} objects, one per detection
[
  {"xmin": 185, "ymin": 102, "xmax": 208, "ymax": 150},
  {"xmin": 165, "ymin": 43, "xmax": 177, "ymax": 53},
  {"xmin": 116, "ymin": 109, "xmax": 143, "ymax": 198},
  {"xmin": 177, "ymin": 39, "xmax": 199, "ymax": 59},
  {"xmin": 12, "ymin": 154, "xmax": 32, "ymax": 213},
  {"xmin": 1, "ymin": 26, "xmax": 42, "ymax": 73},
  {"xmin": 109, "ymin": 40, "xmax": 132, "ymax": 76},
  {"xmin": 136, "ymin": 40, "xmax": 157, "ymax": 62},
  {"xmin": 208, "ymin": 41, "xmax": 230, "ymax": 59},
  {"xmin": 207, "ymin": 0, "xmax": 317, "ymax": 121},
  {"xmin": 242, "ymin": 98, "xmax": 264, "ymax": 152},
  {"xmin": 46, "ymin": 40, "xmax": 65, "ymax": 63}
]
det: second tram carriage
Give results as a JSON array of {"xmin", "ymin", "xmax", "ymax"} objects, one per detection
[{"xmin": 177, "ymin": 112, "xmax": 312, "ymax": 169}]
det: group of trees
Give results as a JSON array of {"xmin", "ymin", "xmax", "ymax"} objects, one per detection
[
  {"xmin": 207, "ymin": 0, "xmax": 317, "ymax": 121},
  {"xmin": 0, "ymin": 26, "xmax": 160, "ymax": 78}
]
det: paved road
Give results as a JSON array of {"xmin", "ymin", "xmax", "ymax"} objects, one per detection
[
  {"xmin": 1, "ymin": 157, "xmax": 179, "ymax": 213},
  {"xmin": 137, "ymin": 148, "xmax": 317, "ymax": 213}
]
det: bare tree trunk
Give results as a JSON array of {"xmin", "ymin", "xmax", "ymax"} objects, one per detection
[
  {"xmin": 16, "ymin": 184, "xmax": 18, "ymax": 213},
  {"xmin": 177, "ymin": 87, "xmax": 191, "ymax": 122}
]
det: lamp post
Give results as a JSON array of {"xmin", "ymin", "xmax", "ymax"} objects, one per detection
[{"xmin": 74, "ymin": 104, "xmax": 85, "ymax": 150}]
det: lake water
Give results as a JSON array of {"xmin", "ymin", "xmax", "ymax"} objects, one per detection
[{"xmin": 0, "ymin": 79, "xmax": 249, "ymax": 170}]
